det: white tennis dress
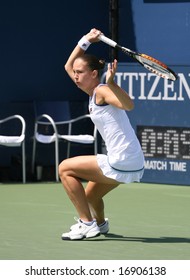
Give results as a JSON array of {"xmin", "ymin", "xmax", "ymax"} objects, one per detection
[{"xmin": 89, "ymin": 84, "xmax": 144, "ymax": 183}]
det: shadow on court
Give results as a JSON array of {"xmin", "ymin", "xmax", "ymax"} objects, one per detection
[{"xmin": 85, "ymin": 234, "xmax": 190, "ymax": 244}]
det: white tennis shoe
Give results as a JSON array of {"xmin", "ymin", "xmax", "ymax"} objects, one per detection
[
  {"xmin": 62, "ymin": 219, "xmax": 100, "ymax": 240},
  {"xmin": 69, "ymin": 217, "xmax": 109, "ymax": 235},
  {"xmin": 99, "ymin": 218, "xmax": 109, "ymax": 234}
]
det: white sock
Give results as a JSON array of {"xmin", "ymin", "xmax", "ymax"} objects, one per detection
[
  {"xmin": 80, "ymin": 219, "xmax": 94, "ymax": 226},
  {"xmin": 99, "ymin": 220, "xmax": 106, "ymax": 227}
]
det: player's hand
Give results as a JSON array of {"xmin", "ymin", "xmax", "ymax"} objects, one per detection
[
  {"xmin": 106, "ymin": 59, "xmax": 117, "ymax": 85},
  {"xmin": 85, "ymin": 28, "xmax": 102, "ymax": 43}
]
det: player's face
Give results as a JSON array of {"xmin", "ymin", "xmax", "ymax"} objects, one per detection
[{"xmin": 73, "ymin": 58, "xmax": 97, "ymax": 92}]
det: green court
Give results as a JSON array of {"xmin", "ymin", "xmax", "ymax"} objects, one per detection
[{"xmin": 0, "ymin": 182, "xmax": 189, "ymax": 260}]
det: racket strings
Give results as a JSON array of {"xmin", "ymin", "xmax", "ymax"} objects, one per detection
[
  {"xmin": 138, "ymin": 54, "xmax": 177, "ymax": 81},
  {"xmin": 141, "ymin": 54, "xmax": 167, "ymax": 68},
  {"xmin": 143, "ymin": 64, "xmax": 170, "ymax": 79}
]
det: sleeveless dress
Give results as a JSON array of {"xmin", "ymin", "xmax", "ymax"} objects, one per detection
[{"xmin": 89, "ymin": 84, "xmax": 144, "ymax": 183}]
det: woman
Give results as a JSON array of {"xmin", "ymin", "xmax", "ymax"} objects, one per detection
[{"xmin": 59, "ymin": 28, "xmax": 144, "ymax": 240}]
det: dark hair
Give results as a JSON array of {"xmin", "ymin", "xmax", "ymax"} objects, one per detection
[{"xmin": 78, "ymin": 54, "xmax": 105, "ymax": 77}]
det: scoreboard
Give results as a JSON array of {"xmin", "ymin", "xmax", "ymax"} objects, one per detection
[
  {"xmin": 103, "ymin": 64, "xmax": 190, "ymax": 185},
  {"xmin": 137, "ymin": 126, "xmax": 190, "ymax": 160}
]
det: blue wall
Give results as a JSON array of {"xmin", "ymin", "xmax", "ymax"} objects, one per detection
[
  {"xmin": 0, "ymin": 0, "xmax": 109, "ymax": 103},
  {"xmin": 1, "ymin": 0, "xmax": 189, "ymax": 103},
  {"xmin": 119, "ymin": 0, "xmax": 190, "ymax": 65}
]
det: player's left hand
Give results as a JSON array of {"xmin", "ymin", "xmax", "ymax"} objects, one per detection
[{"xmin": 106, "ymin": 59, "xmax": 117, "ymax": 85}]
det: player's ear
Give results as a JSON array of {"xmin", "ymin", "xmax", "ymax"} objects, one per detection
[{"xmin": 92, "ymin": 69, "xmax": 98, "ymax": 78}]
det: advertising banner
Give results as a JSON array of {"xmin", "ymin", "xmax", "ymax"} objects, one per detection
[{"xmin": 102, "ymin": 64, "xmax": 190, "ymax": 185}]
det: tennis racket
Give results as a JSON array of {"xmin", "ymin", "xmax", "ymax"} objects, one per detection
[{"xmin": 98, "ymin": 34, "xmax": 177, "ymax": 81}]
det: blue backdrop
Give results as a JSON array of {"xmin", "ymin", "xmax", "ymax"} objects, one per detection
[{"xmin": 1, "ymin": 0, "xmax": 190, "ymax": 102}]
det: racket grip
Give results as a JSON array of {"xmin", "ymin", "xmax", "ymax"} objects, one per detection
[{"xmin": 98, "ymin": 34, "xmax": 117, "ymax": 48}]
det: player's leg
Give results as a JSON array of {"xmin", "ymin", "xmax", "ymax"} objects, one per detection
[
  {"xmin": 59, "ymin": 155, "xmax": 119, "ymax": 222},
  {"xmin": 85, "ymin": 181, "xmax": 119, "ymax": 225},
  {"xmin": 59, "ymin": 155, "xmax": 119, "ymax": 240}
]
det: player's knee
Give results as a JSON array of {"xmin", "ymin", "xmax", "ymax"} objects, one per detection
[{"xmin": 58, "ymin": 159, "xmax": 69, "ymax": 179}]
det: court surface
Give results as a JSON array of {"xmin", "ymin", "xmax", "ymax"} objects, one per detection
[{"xmin": 0, "ymin": 182, "xmax": 189, "ymax": 260}]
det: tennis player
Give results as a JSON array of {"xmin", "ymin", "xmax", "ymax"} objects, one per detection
[{"xmin": 59, "ymin": 28, "xmax": 144, "ymax": 240}]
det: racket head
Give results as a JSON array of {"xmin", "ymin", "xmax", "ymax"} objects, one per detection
[{"xmin": 134, "ymin": 53, "xmax": 178, "ymax": 81}]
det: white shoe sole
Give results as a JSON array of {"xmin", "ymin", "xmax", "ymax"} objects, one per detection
[{"xmin": 62, "ymin": 231, "xmax": 100, "ymax": 240}]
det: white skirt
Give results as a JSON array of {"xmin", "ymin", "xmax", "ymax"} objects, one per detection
[{"xmin": 96, "ymin": 154, "xmax": 144, "ymax": 184}]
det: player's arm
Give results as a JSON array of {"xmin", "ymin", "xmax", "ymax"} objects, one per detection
[
  {"xmin": 96, "ymin": 85, "xmax": 134, "ymax": 111},
  {"xmin": 64, "ymin": 28, "xmax": 101, "ymax": 81},
  {"xmin": 64, "ymin": 45, "xmax": 84, "ymax": 81},
  {"xmin": 97, "ymin": 60, "xmax": 134, "ymax": 111}
]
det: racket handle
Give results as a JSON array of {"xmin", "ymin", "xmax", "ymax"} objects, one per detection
[{"xmin": 98, "ymin": 34, "xmax": 117, "ymax": 48}]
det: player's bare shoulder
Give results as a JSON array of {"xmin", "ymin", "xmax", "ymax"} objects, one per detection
[{"xmin": 95, "ymin": 84, "xmax": 110, "ymax": 105}]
